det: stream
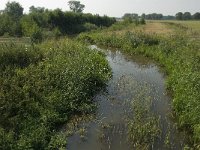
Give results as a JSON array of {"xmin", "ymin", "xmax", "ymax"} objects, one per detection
[{"xmin": 67, "ymin": 45, "xmax": 186, "ymax": 150}]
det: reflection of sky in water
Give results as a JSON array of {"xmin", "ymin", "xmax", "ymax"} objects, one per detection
[{"xmin": 67, "ymin": 46, "xmax": 185, "ymax": 150}]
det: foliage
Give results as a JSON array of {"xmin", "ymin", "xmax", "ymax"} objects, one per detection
[
  {"xmin": 0, "ymin": 2, "xmax": 116, "ymax": 39},
  {"xmin": 83, "ymin": 23, "xmax": 98, "ymax": 32},
  {"xmin": 183, "ymin": 12, "xmax": 192, "ymax": 20},
  {"xmin": 68, "ymin": 1, "xmax": 85, "ymax": 13},
  {"xmin": 140, "ymin": 18, "xmax": 146, "ymax": 24},
  {"xmin": 0, "ymin": 14, "xmax": 22, "ymax": 37},
  {"xmin": 176, "ymin": 12, "xmax": 200, "ymax": 20},
  {"xmin": 77, "ymin": 22, "xmax": 200, "ymax": 148},
  {"xmin": 193, "ymin": 12, "xmax": 200, "ymax": 20},
  {"xmin": 4, "ymin": 1, "xmax": 24, "ymax": 20},
  {"xmin": 29, "ymin": 6, "xmax": 45, "ymax": 14},
  {"xmin": 122, "ymin": 13, "xmax": 138, "ymax": 20},
  {"xmin": 21, "ymin": 16, "xmax": 43, "ymax": 43},
  {"xmin": 0, "ymin": 39, "xmax": 111, "ymax": 149},
  {"xmin": 145, "ymin": 13, "xmax": 163, "ymax": 20},
  {"xmin": 128, "ymin": 84, "xmax": 161, "ymax": 149},
  {"xmin": 122, "ymin": 13, "xmax": 146, "ymax": 25}
]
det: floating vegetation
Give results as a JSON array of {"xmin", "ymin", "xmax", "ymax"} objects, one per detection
[{"xmin": 127, "ymin": 82, "xmax": 161, "ymax": 149}]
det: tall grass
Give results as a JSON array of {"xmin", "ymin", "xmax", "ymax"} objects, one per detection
[
  {"xmin": 0, "ymin": 39, "xmax": 111, "ymax": 149},
  {"xmin": 77, "ymin": 23, "xmax": 200, "ymax": 148}
]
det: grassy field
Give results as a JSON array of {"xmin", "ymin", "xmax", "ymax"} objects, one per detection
[
  {"xmin": 77, "ymin": 20, "xmax": 200, "ymax": 148},
  {"xmin": 158, "ymin": 20, "xmax": 200, "ymax": 40},
  {"xmin": 162, "ymin": 20, "xmax": 200, "ymax": 31}
]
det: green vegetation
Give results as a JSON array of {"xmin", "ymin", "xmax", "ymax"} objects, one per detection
[
  {"xmin": 128, "ymin": 83, "xmax": 161, "ymax": 149},
  {"xmin": 0, "ymin": 39, "xmax": 111, "ymax": 149},
  {"xmin": 0, "ymin": 1, "xmax": 116, "ymax": 42},
  {"xmin": 0, "ymin": 1, "xmax": 200, "ymax": 149},
  {"xmin": 77, "ymin": 21, "xmax": 200, "ymax": 148},
  {"xmin": 175, "ymin": 12, "xmax": 200, "ymax": 20},
  {"xmin": 122, "ymin": 12, "xmax": 200, "ymax": 21},
  {"xmin": 68, "ymin": 0, "xmax": 85, "ymax": 13}
]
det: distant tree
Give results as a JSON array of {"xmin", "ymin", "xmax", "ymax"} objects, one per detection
[
  {"xmin": 132, "ymin": 13, "xmax": 138, "ymax": 19},
  {"xmin": 29, "ymin": 6, "xmax": 45, "ymax": 13},
  {"xmin": 123, "ymin": 13, "xmax": 133, "ymax": 19},
  {"xmin": 193, "ymin": 12, "xmax": 200, "ymax": 20},
  {"xmin": 141, "ymin": 13, "xmax": 146, "ymax": 19},
  {"xmin": 4, "ymin": 1, "xmax": 23, "ymax": 19},
  {"xmin": 175, "ymin": 12, "xmax": 183, "ymax": 20},
  {"xmin": 140, "ymin": 18, "xmax": 146, "ymax": 24},
  {"xmin": 145, "ymin": 13, "xmax": 163, "ymax": 20},
  {"xmin": 183, "ymin": 12, "xmax": 192, "ymax": 20},
  {"xmin": 122, "ymin": 13, "xmax": 139, "ymax": 20},
  {"xmin": 68, "ymin": 1, "xmax": 85, "ymax": 13},
  {"xmin": 164, "ymin": 15, "xmax": 175, "ymax": 20},
  {"xmin": 157, "ymin": 14, "xmax": 163, "ymax": 20}
]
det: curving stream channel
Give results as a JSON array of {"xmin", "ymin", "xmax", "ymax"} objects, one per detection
[{"xmin": 67, "ymin": 45, "xmax": 186, "ymax": 150}]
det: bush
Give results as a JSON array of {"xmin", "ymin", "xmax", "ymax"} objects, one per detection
[
  {"xmin": 83, "ymin": 23, "xmax": 98, "ymax": 32},
  {"xmin": 0, "ymin": 39, "xmax": 111, "ymax": 149}
]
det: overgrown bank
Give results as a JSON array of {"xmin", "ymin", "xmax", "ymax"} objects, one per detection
[
  {"xmin": 0, "ymin": 39, "xmax": 111, "ymax": 149},
  {"xmin": 77, "ymin": 23, "xmax": 200, "ymax": 147}
]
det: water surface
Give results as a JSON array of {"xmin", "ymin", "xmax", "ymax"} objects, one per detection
[{"xmin": 67, "ymin": 45, "xmax": 185, "ymax": 150}]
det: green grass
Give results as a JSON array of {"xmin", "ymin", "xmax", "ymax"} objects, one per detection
[
  {"xmin": 0, "ymin": 37, "xmax": 31, "ymax": 44},
  {"xmin": 77, "ymin": 22, "xmax": 200, "ymax": 148},
  {"xmin": 162, "ymin": 20, "xmax": 200, "ymax": 31},
  {"xmin": 0, "ymin": 39, "xmax": 111, "ymax": 149},
  {"xmin": 161, "ymin": 20, "xmax": 200, "ymax": 41}
]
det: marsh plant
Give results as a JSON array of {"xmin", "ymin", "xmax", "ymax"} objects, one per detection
[{"xmin": 127, "ymin": 84, "xmax": 161, "ymax": 149}]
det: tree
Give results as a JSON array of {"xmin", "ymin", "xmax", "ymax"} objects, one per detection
[
  {"xmin": 68, "ymin": 1, "xmax": 85, "ymax": 13},
  {"xmin": 141, "ymin": 13, "xmax": 146, "ymax": 19},
  {"xmin": 183, "ymin": 12, "xmax": 192, "ymax": 20},
  {"xmin": 132, "ymin": 13, "xmax": 138, "ymax": 19},
  {"xmin": 4, "ymin": 1, "xmax": 23, "ymax": 19},
  {"xmin": 29, "ymin": 6, "xmax": 45, "ymax": 14},
  {"xmin": 144, "ymin": 13, "xmax": 163, "ymax": 20},
  {"xmin": 21, "ymin": 16, "xmax": 42, "ymax": 43},
  {"xmin": 123, "ymin": 13, "xmax": 133, "ymax": 19},
  {"xmin": 193, "ymin": 12, "xmax": 200, "ymax": 20},
  {"xmin": 175, "ymin": 12, "xmax": 183, "ymax": 20}
]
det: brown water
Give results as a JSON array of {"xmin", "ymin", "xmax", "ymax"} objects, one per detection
[{"xmin": 67, "ymin": 45, "xmax": 186, "ymax": 150}]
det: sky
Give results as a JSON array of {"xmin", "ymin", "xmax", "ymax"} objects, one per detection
[{"xmin": 0, "ymin": 0, "xmax": 199, "ymax": 17}]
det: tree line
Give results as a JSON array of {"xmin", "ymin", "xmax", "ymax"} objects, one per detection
[
  {"xmin": 175, "ymin": 12, "xmax": 200, "ymax": 20},
  {"xmin": 0, "ymin": 1, "xmax": 116, "ymax": 42},
  {"xmin": 122, "ymin": 12, "xmax": 200, "ymax": 20}
]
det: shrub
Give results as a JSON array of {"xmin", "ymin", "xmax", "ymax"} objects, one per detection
[
  {"xmin": 0, "ymin": 39, "xmax": 111, "ymax": 149},
  {"xmin": 83, "ymin": 23, "xmax": 98, "ymax": 32}
]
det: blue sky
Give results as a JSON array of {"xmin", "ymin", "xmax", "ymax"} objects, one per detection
[{"xmin": 0, "ymin": 0, "xmax": 199, "ymax": 17}]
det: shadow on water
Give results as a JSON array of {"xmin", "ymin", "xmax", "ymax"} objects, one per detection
[{"xmin": 66, "ymin": 45, "xmax": 186, "ymax": 150}]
